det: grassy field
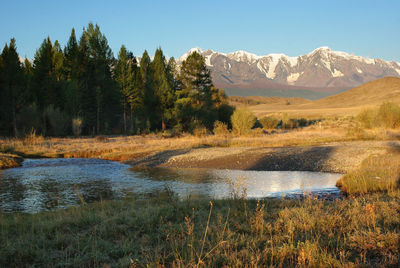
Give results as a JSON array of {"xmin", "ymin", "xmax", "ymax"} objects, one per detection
[
  {"xmin": 0, "ymin": 186, "xmax": 398, "ymax": 266},
  {"xmin": 243, "ymin": 77, "xmax": 400, "ymax": 118}
]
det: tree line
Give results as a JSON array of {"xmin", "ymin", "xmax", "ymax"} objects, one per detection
[{"xmin": 0, "ymin": 23, "xmax": 233, "ymax": 137}]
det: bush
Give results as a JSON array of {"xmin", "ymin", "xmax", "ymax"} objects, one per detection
[
  {"xmin": 72, "ymin": 117, "xmax": 83, "ymax": 137},
  {"xmin": 259, "ymin": 116, "xmax": 279, "ymax": 129},
  {"xmin": 377, "ymin": 102, "xmax": 400, "ymax": 129},
  {"xmin": 213, "ymin": 121, "xmax": 230, "ymax": 136},
  {"xmin": 357, "ymin": 109, "xmax": 377, "ymax": 129},
  {"xmin": 231, "ymin": 108, "xmax": 256, "ymax": 135},
  {"xmin": 282, "ymin": 119, "xmax": 299, "ymax": 130},
  {"xmin": 356, "ymin": 103, "xmax": 400, "ymax": 129},
  {"xmin": 193, "ymin": 125, "xmax": 209, "ymax": 137}
]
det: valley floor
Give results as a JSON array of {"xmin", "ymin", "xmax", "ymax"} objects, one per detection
[{"xmin": 0, "ymin": 129, "xmax": 399, "ymax": 266}]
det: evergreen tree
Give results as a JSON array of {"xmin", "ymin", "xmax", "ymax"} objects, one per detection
[
  {"xmin": 151, "ymin": 48, "xmax": 176, "ymax": 130},
  {"xmin": 80, "ymin": 23, "xmax": 119, "ymax": 134},
  {"xmin": 64, "ymin": 28, "xmax": 82, "ymax": 118},
  {"xmin": 139, "ymin": 50, "xmax": 154, "ymax": 130},
  {"xmin": 0, "ymin": 39, "xmax": 26, "ymax": 136},
  {"xmin": 177, "ymin": 51, "xmax": 217, "ymax": 130},
  {"xmin": 115, "ymin": 45, "xmax": 138, "ymax": 133}
]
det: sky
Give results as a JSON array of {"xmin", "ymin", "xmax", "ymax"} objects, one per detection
[{"xmin": 1, "ymin": 0, "xmax": 399, "ymax": 62}]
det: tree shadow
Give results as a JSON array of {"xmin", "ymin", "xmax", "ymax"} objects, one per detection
[
  {"xmin": 246, "ymin": 146, "xmax": 335, "ymax": 172},
  {"xmin": 127, "ymin": 149, "xmax": 192, "ymax": 168}
]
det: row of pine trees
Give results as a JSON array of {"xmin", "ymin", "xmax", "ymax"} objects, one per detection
[{"xmin": 0, "ymin": 23, "xmax": 233, "ymax": 137}]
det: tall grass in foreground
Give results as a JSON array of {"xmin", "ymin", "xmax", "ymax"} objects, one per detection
[{"xmin": 0, "ymin": 191, "xmax": 399, "ymax": 267}]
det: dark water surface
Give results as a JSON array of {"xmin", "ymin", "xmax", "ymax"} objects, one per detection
[{"xmin": 0, "ymin": 158, "xmax": 342, "ymax": 213}]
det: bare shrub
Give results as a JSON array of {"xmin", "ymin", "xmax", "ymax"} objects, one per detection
[
  {"xmin": 213, "ymin": 121, "xmax": 230, "ymax": 136},
  {"xmin": 231, "ymin": 108, "xmax": 256, "ymax": 135},
  {"xmin": 259, "ymin": 116, "xmax": 279, "ymax": 129},
  {"xmin": 377, "ymin": 102, "xmax": 400, "ymax": 129},
  {"xmin": 72, "ymin": 118, "xmax": 83, "ymax": 137},
  {"xmin": 193, "ymin": 125, "xmax": 209, "ymax": 137},
  {"xmin": 357, "ymin": 109, "xmax": 377, "ymax": 129}
]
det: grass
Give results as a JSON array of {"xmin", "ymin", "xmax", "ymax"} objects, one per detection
[
  {"xmin": 1, "ymin": 122, "xmax": 399, "ymax": 163},
  {"xmin": 0, "ymin": 190, "xmax": 398, "ymax": 267},
  {"xmin": 244, "ymin": 77, "xmax": 400, "ymax": 118},
  {"xmin": 337, "ymin": 152, "xmax": 400, "ymax": 195},
  {"xmin": 0, "ymin": 153, "xmax": 23, "ymax": 169}
]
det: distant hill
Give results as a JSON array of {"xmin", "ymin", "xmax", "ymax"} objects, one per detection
[
  {"xmin": 239, "ymin": 77, "xmax": 400, "ymax": 118},
  {"xmin": 311, "ymin": 76, "xmax": 400, "ymax": 108}
]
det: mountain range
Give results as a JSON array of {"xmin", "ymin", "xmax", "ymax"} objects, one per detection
[{"xmin": 177, "ymin": 47, "xmax": 400, "ymax": 99}]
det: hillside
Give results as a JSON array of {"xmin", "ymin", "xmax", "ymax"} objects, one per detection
[
  {"xmin": 311, "ymin": 76, "xmax": 400, "ymax": 107},
  {"xmin": 241, "ymin": 77, "xmax": 400, "ymax": 118}
]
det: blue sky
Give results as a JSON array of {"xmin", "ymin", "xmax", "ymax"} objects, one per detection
[{"xmin": 1, "ymin": 0, "xmax": 399, "ymax": 61}]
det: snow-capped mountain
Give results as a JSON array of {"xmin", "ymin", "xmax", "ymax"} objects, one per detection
[{"xmin": 178, "ymin": 47, "xmax": 400, "ymax": 92}]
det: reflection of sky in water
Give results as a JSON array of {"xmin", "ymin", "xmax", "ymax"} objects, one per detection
[{"xmin": 0, "ymin": 159, "xmax": 342, "ymax": 213}]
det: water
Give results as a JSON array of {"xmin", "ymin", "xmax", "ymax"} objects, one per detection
[{"xmin": 0, "ymin": 158, "xmax": 342, "ymax": 213}]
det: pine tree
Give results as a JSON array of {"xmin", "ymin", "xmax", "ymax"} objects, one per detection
[
  {"xmin": 151, "ymin": 48, "xmax": 176, "ymax": 130},
  {"xmin": 115, "ymin": 45, "xmax": 138, "ymax": 133},
  {"xmin": 64, "ymin": 28, "xmax": 82, "ymax": 118},
  {"xmin": 177, "ymin": 51, "xmax": 217, "ymax": 130},
  {"xmin": 80, "ymin": 23, "xmax": 119, "ymax": 134},
  {"xmin": 0, "ymin": 39, "xmax": 26, "ymax": 136},
  {"xmin": 139, "ymin": 50, "xmax": 154, "ymax": 131}
]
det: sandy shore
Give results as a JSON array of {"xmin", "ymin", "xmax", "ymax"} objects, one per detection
[{"xmin": 126, "ymin": 140, "xmax": 400, "ymax": 173}]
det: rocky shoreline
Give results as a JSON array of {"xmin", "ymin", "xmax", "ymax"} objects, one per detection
[{"xmin": 126, "ymin": 140, "xmax": 398, "ymax": 173}]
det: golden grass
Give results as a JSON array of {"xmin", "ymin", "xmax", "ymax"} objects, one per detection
[
  {"xmin": 337, "ymin": 152, "xmax": 400, "ymax": 194},
  {"xmin": 0, "ymin": 153, "xmax": 23, "ymax": 169},
  {"xmin": 240, "ymin": 77, "xmax": 400, "ymax": 118},
  {"xmin": 1, "ymin": 124, "xmax": 398, "ymax": 163},
  {"xmin": 1, "ymin": 122, "xmax": 399, "ymax": 165}
]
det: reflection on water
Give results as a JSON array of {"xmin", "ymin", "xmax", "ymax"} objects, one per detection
[{"xmin": 0, "ymin": 158, "xmax": 342, "ymax": 213}]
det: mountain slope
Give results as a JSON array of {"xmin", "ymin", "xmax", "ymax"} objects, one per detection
[
  {"xmin": 311, "ymin": 76, "xmax": 400, "ymax": 108},
  {"xmin": 178, "ymin": 47, "xmax": 400, "ymax": 96},
  {"xmin": 243, "ymin": 77, "xmax": 400, "ymax": 118}
]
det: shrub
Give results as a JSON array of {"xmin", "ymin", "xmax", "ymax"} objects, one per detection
[
  {"xmin": 377, "ymin": 102, "xmax": 400, "ymax": 129},
  {"xmin": 72, "ymin": 117, "xmax": 83, "ymax": 137},
  {"xmin": 282, "ymin": 119, "xmax": 299, "ymax": 129},
  {"xmin": 213, "ymin": 121, "xmax": 230, "ymax": 136},
  {"xmin": 259, "ymin": 116, "xmax": 279, "ymax": 129},
  {"xmin": 231, "ymin": 108, "xmax": 256, "ymax": 135},
  {"xmin": 357, "ymin": 109, "xmax": 377, "ymax": 129},
  {"xmin": 95, "ymin": 135, "xmax": 109, "ymax": 142},
  {"xmin": 193, "ymin": 125, "xmax": 209, "ymax": 137}
]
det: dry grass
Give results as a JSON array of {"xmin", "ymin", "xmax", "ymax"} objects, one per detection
[
  {"xmin": 0, "ymin": 153, "xmax": 23, "ymax": 169},
  {"xmin": 0, "ymin": 190, "xmax": 398, "ymax": 267},
  {"xmin": 337, "ymin": 152, "xmax": 400, "ymax": 195},
  {"xmin": 1, "ymin": 124, "xmax": 399, "ymax": 163},
  {"xmin": 243, "ymin": 77, "xmax": 400, "ymax": 118}
]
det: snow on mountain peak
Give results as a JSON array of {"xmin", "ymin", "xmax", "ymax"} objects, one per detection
[
  {"xmin": 178, "ymin": 47, "xmax": 204, "ymax": 62},
  {"xmin": 227, "ymin": 50, "xmax": 261, "ymax": 64}
]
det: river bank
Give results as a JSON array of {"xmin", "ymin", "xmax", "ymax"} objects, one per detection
[
  {"xmin": 1, "ymin": 132, "xmax": 399, "ymax": 173},
  {"xmin": 0, "ymin": 153, "xmax": 23, "ymax": 169}
]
